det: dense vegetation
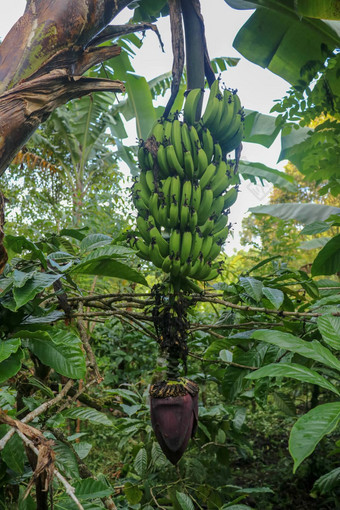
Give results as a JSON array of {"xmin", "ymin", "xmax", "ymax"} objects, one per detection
[{"xmin": 0, "ymin": 1, "xmax": 339, "ymax": 509}]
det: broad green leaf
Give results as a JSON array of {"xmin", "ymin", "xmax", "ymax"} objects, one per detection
[
  {"xmin": 239, "ymin": 277, "xmax": 263, "ymax": 302},
  {"xmin": 220, "ymin": 349, "xmax": 233, "ymax": 362},
  {"xmin": 73, "ymin": 442, "xmax": 92, "ymax": 460},
  {"xmin": 295, "ymin": 0, "xmax": 340, "ymax": 20},
  {"xmin": 75, "ymin": 478, "xmax": 113, "ymax": 500},
  {"xmin": 239, "ymin": 161, "xmax": 297, "ymax": 192},
  {"xmin": 76, "ymin": 245, "xmax": 134, "ymax": 263},
  {"xmin": 53, "ymin": 440, "xmax": 80, "ymax": 480},
  {"xmin": 232, "ymin": 7, "xmax": 339, "ymax": 85},
  {"xmin": 311, "ymin": 234, "xmax": 340, "ymax": 276},
  {"xmin": 262, "ymin": 287, "xmax": 284, "ymax": 309},
  {"xmin": 71, "ymin": 252, "xmax": 147, "ymax": 286},
  {"xmin": 2, "ymin": 433, "xmax": 26, "ymax": 474},
  {"xmin": 125, "ymin": 73, "xmax": 157, "ymax": 139},
  {"xmin": 312, "ymin": 467, "xmax": 340, "ymax": 495},
  {"xmin": 317, "ymin": 315, "xmax": 340, "ymax": 350},
  {"xmin": 299, "ymin": 238, "xmax": 330, "ymax": 250},
  {"xmin": 24, "ymin": 329, "xmax": 86, "ymax": 379},
  {"xmin": 134, "ymin": 447, "xmax": 147, "ymax": 477},
  {"xmin": 289, "ymin": 402, "xmax": 340, "ymax": 472},
  {"xmin": 176, "ymin": 491, "xmax": 195, "ymax": 510},
  {"xmin": 272, "ymin": 391, "xmax": 296, "ymax": 417},
  {"xmin": 301, "ymin": 221, "xmax": 333, "ymax": 235},
  {"xmin": 246, "ymin": 363, "xmax": 339, "ymax": 395},
  {"xmin": 0, "ymin": 277, "xmax": 13, "ymax": 297},
  {"xmin": 13, "ymin": 273, "xmax": 62, "ymax": 309},
  {"xmin": 124, "ymin": 483, "xmax": 143, "ymax": 505},
  {"xmin": 21, "ymin": 310, "xmax": 65, "ymax": 324},
  {"xmin": 243, "ymin": 110, "xmax": 281, "ymax": 148},
  {"xmin": 59, "ymin": 228, "xmax": 87, "ymax": 241},
  {"xmin": 4, "ymin": 235, "xmax": 47, "ymax": 268},
  {"xmin": 249, "ymin": 203, "xmax": 340, "ymax": 225},
  {"xmin": 0, "ymin": 338, "xmax": 21, "ymax": 363},
  {"xmin": 80, "ymin": 234, "xmax": 113, "ymax": 252},
  {"xmin": 253, "ymin": 330, "xmax": 340, "ymax": 371},
  {"xmin": 0, "ymin": 350, "xmax": 24, "ymax": 383},
  {"xmin": 62, "ymin": 407, "xmax": 113, "ymax": 427}
]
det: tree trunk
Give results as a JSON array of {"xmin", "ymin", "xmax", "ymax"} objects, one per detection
[{"xmin": 0, "ymin": 0, "xmax": 133, "ymax": 272}]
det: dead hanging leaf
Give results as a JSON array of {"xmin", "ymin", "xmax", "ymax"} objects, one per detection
[
  {"xmin": 12, "ymin": 149, "xmax": 60, "ymax": 173},
  {"xmin": 0, "ymin": 192, "xmax": 8, "ymax": 275}
]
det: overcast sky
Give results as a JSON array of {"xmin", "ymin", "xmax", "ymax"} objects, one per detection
[{"xmin": 0, "ymin": 1, "xmax": 290, "ymax": 252}]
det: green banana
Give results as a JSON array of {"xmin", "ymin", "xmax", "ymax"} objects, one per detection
[
  {"xmin": 158, "ymin": 202, "xmax": 168, "ymax": 228},
  {"xmin": 190, "ymin": 231, "xmax": 203, "ymax": 260},
  {"xmin": 196, "ymin": 148, "xmax": 209, "ymax": 178},
  {"xmin": 170, "ymin": 175, "xmax": 181, "ymax": 204},
  {"xmin": 169, "ymin": 198, "xmax": 179, "ymax": 228},
  {"xmin": 184, "ymin": 150, "xmax": 194, "ymax": 179},
  {"xmin": 201, "ymin": 79, "xmax": 221, "ymax": 127},
  {"xmin": 199, "ymin": 163, "xmax": 217, "ymax": 190},
  {"xmin": 212, "ymin": 213, "xmax": 229, "ymax": 234},
  {"xmin": 151, "ymin": 120, "xmax": 164, "ymax": 143},
  {"xmin": 221, "ymin": 123, "xmax": 244, "ymax": 154},
  {"xmin": 189, "ymin": 125, "xmax": 201, "ymax": 154},
  {"xmin": 189, "ymin": 258, "xmax": 202, "ymax": 278},
  {"xmin": 183, "ymin": 88, "xmax": 203, "ymax": 125},
  {"xmin": 201, "ymin": 267, "xmax": 219, "ymax": 281},
  {"xmin": 207, "ymin": 242, "xmax": 221, "ymax": 262},
  {"xmin": 137, "ymin": 215, "xmax": 151, "ymax": 243},
  {"xmin": 180, "ymin": 202, "xmax": 190, "ymax": 231},
  {"xmin": 162, "ymin": 255, "xmax": 172, "ymax": 273},
  {"xmin": 181, "ymin": 180, "xmax": 192, "ymax": 209},
  {"xmin": 157, "ymin": 144, "xmax": 170, "ymax": 177},
  {"xmin": 149, "ymin": 241, "xmax": 164, "ymax": 268},
  {"xmin": 200, "ymin": 216, "xmax": 215, "ymax": 237},
  {"xmin": 138, "ymin": 145, "xmax": 147, "ymax": 171},
  {"xmin": 223, "ymin": 186, "xmax": 238, "ymax": 209},
  {"xmin": 171, "ymin": 118, "xmax": 184, "ymax": 166},
  {"xmin": 213, "ymin": 225, "xmax": 229, "ymax": 244},
  {"xmin": 181, "ymin": 122, "xmax": 193, "ymax": 154},
  {"xmin": 166, "ymin": 144, "xmax": 185, "ymax": 179},
  {"xmin": 180, "ymin": 260, "xmax": 191, "ymax": 278},
  {"xmin": 145, "ymin": 170, "xmax": 155, "ymax": 193},
  {"xmin": 180, "ymin": 231, "xmax": 192, "ymax": 264},
  {"xmin": 201, "ymin": 235, "xmax": 213, "ymax": 259},
  {"xmin": 194, "ymin": 261, "xmax": 213, "ymax": 280},
  {"xmin": 214, "ymin": 89, "xmax": 234, "ymax": 141},
  {"xmin": 189, "ymin": 208, "xmax": 198, "ymax": 231},
  {"xmin": 197, "ymin": 187, "xmax": 214, "ymax": 225},
  {"xmin": 191, "ymin": 182, "xmax": 202, "ymax": 212},
  {"xmin": 208, "ymin": 195, "xmax": 225, "ymax": 219},
  {"xmin": 171, "ymin": 255, "xmax": 181, "ymax": 277},
  {"xmin": 210, "ymin": 160, "xmax": 227, "ymax": 191},
  {"xmin": 145, "ymin": 150, "xmax": 154, "ymax": 170},
  {"xmin": 212, "ymin": 174, "xmax": 232, "ymax": 198},
  {"xmin": 149, "ymin": 192, "xmax": 160, "ymax": 221},
  {"xmin": 219, "ymin": 112, "xmax": 242, "ymax": 147},
  {"xmin": 163, "ymin": 119, "xmax": 173, "ymax": 143},
  {"xmin": 161, "ymin": 176, "xmax": 172, "ymax": 212},
  {"xmin": 190, "ymin": 258, "xmax": 205, "ymax": 278},
  {"xmin": 213, "ymin": 143, "xmax": 223, "ymax": 163},
  {"xmin": 201, "ymin": 127, "xmax": 214, "ymax": 163},
  {"xmin": 136, "ymin": 238, "xmax": 150, "ymax": 259},
  {"xmin": 169, "ymin": 229, "xmax": 181, "ymax": 257},
  {"xmin": 149, "ymin": 226, "xmax": 169, "ymax": 257}
]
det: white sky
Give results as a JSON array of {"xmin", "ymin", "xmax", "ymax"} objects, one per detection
[{"xmin": 0, "ymin": 1, "xmax": 290, "ymax": 252}]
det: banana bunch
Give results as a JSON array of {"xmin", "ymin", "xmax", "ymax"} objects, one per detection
[
  {"xmin": 200, "ymin": 79, "xmax": 244, "ymax": 157},
  {"xmin": 130, "ymin": 83, "xmax": 243, "ymax": 283}
]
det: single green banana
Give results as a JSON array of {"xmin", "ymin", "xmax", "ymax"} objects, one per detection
[
  {"xmin": 183, "ymin": 88, "xmax": 203, "ymax": 125},
  {"xmin": 201, "ymin": 268, "xmax": 219, "ymax": 281},
  {"xmin": 189, "ymin": 125, "xmax": 201, "ymax": 154},
  {"xmin": 180, "ymin": 260, "xmax": 191, "ymax": 278},
  {"xmin": 196, "ymin": 148, "xmax": 209, "ymax": 178},
  {"xmin": 199, "ymin": 162, "xmax": 217, "ymax": 190},
  {"xmin": 166, "ymin": 144, "xmax": 185, "ymax": 179},
  {"xmin": 180, "ymin": 202, "xmax": 190, "ymax": 231},
  {"xmin": 161, "ymin": 176, "xmax": 172, "ymax": 212},
  {"xmin": 201, "ymin": 94, "xmax": 221, "ymax": 129},
  {"xmin": 208, "ymin": 195, "xmax": 225, "ymax": 219},
  {"xmin": 149, "ymin": 192, "xmax": 160, "ymax": 222},
  {"xmin": 200, "ymin": 216, "xmax": 215, "ymax": 237},
  {"xmin": 171, "ymin": 119, "xmax": 184, "ymax": 166},
  {"xmin": 190, "ymin": 231, "xmax": 203, "ymax": 261},
  {"xmin": 221, "ymin": 123, "xmax": 244, "ymax": 155},
  {"xmin": 157, "ymin": 144, "xmax": 170, "ymax": 177},
  {"xmin": 149, "ymin": 241, "xmax": 164, "ymax": 268},
  {"xmin": 219, "ymin": 112, "xmax": 242, "ymax": 147},
  {"xmin": 223, "ymin": 186, "xmax": 238, "ymax": 209},
  {"xmin": 215, "ymin": 89, "xmax": 234, "ymax": 141},
  {"xmin": 180, "ymin": 231, "xmax": 192, "ymax": 264},
  {"xmin": 158, "ymin": 202, "xmax": 169, "ymax": 228},
  {"xmin": 138, "ymin": 145, "xmax": 147, "ymax": 171},
  {"xmin": 213, "ymin": 143, "xmax": 223, "ymax": 163},
  {"xmin": 189, "ymin": 258, "xmax": 202, "ymax": 278},
  {"xmin": 195, "ymin": 261, "xmax": 213, "ymax": 280},
  {"xmin": 162, "ymin": 255, "xmax": 172, "ymax": 273},
  {"xmin": 201, "ymin": 127, "xmax": 214, "ymax": 163},
  {"xmin": 145, "ymin": 170, "xmax": 155, "ymax": 193},
  {"xmin": 151, "ymin": 120, "xmax": 165, "ymax": 143},
  {"xmin": 169, "ymin": 229, "xmax": 181, "ymax": 257},
  {"xmin": 170, "ymin": 255, "xmax": 181, "ymax": 277},
  {"xmin": 169, "ymin": 198, "xmax": 179, "ymax": 228},
  {"xmin": 163, "ymin": 119, "xmax": 173, "ymax": 143},
  {"xmin": 145, "ymin": 150, "xmax": 154, "ymax": 170},
  {"xmin": 181, "ymin": 122, "xmax": 193, "ymax": 154},
  {"xmin": 201, "ymin": 234, "xmax": 213, "ymax": 260},
  {"xmin": 189, "ymin": 208, "xmax": 198, "ymax": 231},
  {"xmin": 170, "ymin": 175, "xmax": 181, "ymax": 204},
  {"xmin": 149, "ymin": 226, "xmax": 169, "ymax": 257},
  {"xmin": 212, "ymin": 174, "xmax": 232, "ymax": 198},
  {"xmin": 136, "ymin": 238, "xmax": 150, "ymax": 259},
  {"xmin": 210, "ymin": 160, "xmax": 227, "ymax": 191},
  {"xmin": 191, "ymin": 182, "xmax": 202, "ymax": 212},
  {"xmin": 197, "ymin": 187, "xmax": 214, "ymax": 225},
  {"xmin": 184, "ymin": 150, "xmax": 194, "ymax": 179},
  {"xmin": 190, "ymin": 258, "xmax": 205, "ymax": 278},
  {"xmin": 212, "ymin": 213, "xmax": 229, "ymax": 234},
  {"xmin": 137, "ymin": 215, "xmax": 151, "ymax": 243},
  {"xmin": 181, "ymin": 180, "xmax": 192, "ymax": 209},
  {"xmin": 213, "ymin": 225, "xmax": 229, "ymax": 244},
  {"xmin": 207, "ymin": 242, "xmax": 221, "ymax": 262}
]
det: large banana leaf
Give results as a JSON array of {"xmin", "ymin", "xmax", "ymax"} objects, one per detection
[
  {"xmin": 225, "ymin": 1, "xmax": 340, "ymax": 84},
  {"xmin": 249, "ymin": 203, "xmax": 340, "ymax": 224},
  {"xmin": 225, "ymin": 0, "xmax": 340, "ymax": 20}
]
